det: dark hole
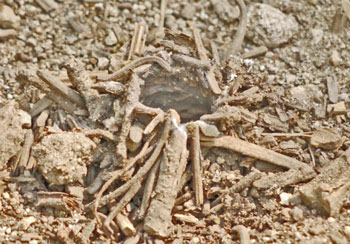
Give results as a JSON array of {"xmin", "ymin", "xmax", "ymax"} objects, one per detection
[{"xmin": 140, "ymin": 63, "xmax": 215, "ymax": 122}]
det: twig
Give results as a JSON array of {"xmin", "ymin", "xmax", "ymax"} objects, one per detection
[
  {"xmin": 210, "ymin": 40, "xmax": 221, "ymax": 66},
  {"xmin": 159, "ymin": 0, "xmax": 168, "ymax": 29},
  {"xmin": 104, "ymin": 181, "xmax": 141, "ymax": 234},
  {"xmin": 143, "ymin": 111, "xmax": 165, "ymax": 135},
  {"xmin": 14, "ymin": 129, "xmax": 34, "ymax": 174},
  {"xmin": 193, "ymin": 28, "xmax": 221, "ymax": 95},
  {"xmin": 212, "ymin": 170, "xmax": 262, "ymax": 206},
  {"xmin": 97, "ymin": 56, "xmax": 172, "ymax": 81},
  {"xmin": 187, "ymin": 123, "xmax": 203, "ymax": 206},
  {"xmin": 128, "ymin": 23, "xmax": 148, "ymax": 60},
  {"xmin": 115, "ymin": 213, "xmax": 136, "ymax": 237},
  {"xmin": 37, "ymin": 70, "xmax": 86, "ymax": 108},
  {"xmin": 261, "ymin": 132, "xmax": 312, "ymax": 138},
  {"xmin": 116, "ymin": 73, "xmax": 142, "ymax": 161},
  {"xmin": 232, "ymin": 225, "xmax": 250, "ymax": 244},
  {"xmin": 308, "ymin": 144, "xmax": 315, "ymax": 167},
  {"xmin": 30, "ymin": 95, "xmax": 53, "ymax": 117},
  {"xmin": 138, "ymin": 159, "xmax": 161, "ymax": 219},
  {"xmin": 253, "ymin": 166, "xmax": 316, "ymax": 190},
  {"xmin": 175, "ymin": 192, "xmax": 192, "ymax": 206},
  {"xmin": 172, "ymin": 54, "xmax": 210, "ymax": 69},
  {"xmin": 144, "ymin": 113, "xmax": 189, "ymax": 237},
  {"xmin": 200, "ymin": 136, "xmax": 310, "ymax": 170},
  {"xmin": 134, "ymin": 102, "xmax": 164, "ymax": 116},
  {"xmin": 227, "ymin": 0, "xmax": 247, "ymax": 58},
  {"xmin": 91, "ymin": 132, "xmax": 156, "ymax": 213},
  {"xmin": 95, "ymin": 212, "xmax": 120, "ymax": 239},
  {"xmin": 87, "ymin": 117, "xmax": 171, "ymax": 212},
  {"xmin": 242, "ymin": 46, "xmax": 268, "ymax": 59}
]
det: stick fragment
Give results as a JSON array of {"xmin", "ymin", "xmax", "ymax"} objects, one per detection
[
  {"xmin": 87, "ymin": 117, "xmax": 171, "ymax": 212},
  {"xmin": 144, "ymin": 112, "xmax": 189, "ymax": 237},
  {"xmin": 193, "ymin": 28, "xmax": 221, "ymax": 95},
  {"xmin": 187, "ymin": 123, "xmax": 203, "ymax": 206},
  {"xmin": 201, "ymin": 136, "xmax": 310, "ymax": 170},
  {"xmin": 227, "ymin": 0, "xmax": 247, "ymax": 58},
  {"xmin": 138, "ymin": 159, "xmax": 161, "ymax": 219},
  {"xmin": 97, "ymin": 56, "xmax": 172, "ymax": 81},
  {"xmin": 104, "ymin": 181, "xmax": 141, "ymax": 234},
  {"xmin": 115, "ymin": 213, "xmax": 136, "ymax": 237},
  {"xmin": 37, "ymin": 70, "xmax": 86, "ymax": 108}
]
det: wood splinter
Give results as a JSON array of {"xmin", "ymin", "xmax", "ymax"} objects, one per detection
[
  {"xmin": 187, "ymin": 122, "xmax": 204, "ymax": 206},
  {"xmin": 144, "ymin": 111, "xmax": 189, "ymax": 237},
  {"xmin": 201, "ymin": 136, "xmax": 312, "ymax": 170}
]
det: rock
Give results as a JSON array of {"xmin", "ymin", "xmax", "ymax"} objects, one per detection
[
  {"xmin": 20, "ymin": 216, "xmax": 36, "ymax": 229},
  {"xmin": 0, "ymin": 101, "xmax": 27, "ymax": 170},
  {"xmin": 247, "ymin": 3, "xmax": 299, "ymax": 48},
  {"xmin": 285, "ymin": 74, "xmax": 296, "ymax": 83},
  {"xmin": 327, "ymin": 101, "xmax": 346, "ymax": 115},
  {"xmin": 211, "ymin": 0, "xmax": 240, "ymax": 22},
  {"xmin": 33, "ymin": 132, "xmax": 96, "ymax": 185},
  {"xmin": 291, "ymin": 206, "xmax": 304, "ymax": 221},
  {"xmin": 330, "ymin": 50, "xmax": 342, "ymax": 66},
  {"xmin": 181, "ymin": 3, "xmax": 196, "ymax": 20},
  {"xmin": 310, "ymin": 29, "xmax": 323, "ymax": 45},
  {"xmin": 299, "ymin": 148, "xmax": 350, "ymax": 216},
  {"xmin": 104, "ymin": 30, "xmax": 118, "ymax": 46},
  {"xmin": 310, "ymin": 128, "xmax": 343, "ymax": 150},
  {"xmin": 0, "ymin": 4, "xmax": 20, "ymax": 29},
  {"xmin": 98, "ymin": 57, "xmax": 109, "ymax": 69},
  {"xmin": 280, "ymin": 192, "xmax": 293, "ymax": 206},
  {"xmin": 344, "ymin": 226, "xmax": 350, "ymax": 239},
  {"xmin": 196, "ymin": 120, "xmax": 220, "ymax": 137},
  {"xmin": 0, "ymin": 29, "xmax": 17, "ymax": 41}
]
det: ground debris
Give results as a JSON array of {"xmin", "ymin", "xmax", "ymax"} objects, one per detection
[{"xmin": 300, "ymin": 148, "xmax": 350, "ymax": 217}]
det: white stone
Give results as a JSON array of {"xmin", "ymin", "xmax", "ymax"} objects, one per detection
[
  {"xmin": 280, "ymin": 192, "xmax": 292, "ymax": 206},
  {"xmin": 98, "ymin": 57, "xmax": 109, "ymax": 69},
  {"xmin": 247, "ymin": 3, "xmax": 299, "ymax": 48}
]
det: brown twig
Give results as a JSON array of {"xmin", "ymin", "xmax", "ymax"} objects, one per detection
[
  {"xmin": 201, "ymin": 136, "xmax": 310, "ymax": 170},
  {"xmin": 159, "ymin": 0, "xmax": 168, "ymax": 29},
  {"xmin": 138, "ymin": 159, "xmax": 161, "ymax": 219},
  {"xmin": 14, "ymin": 129, "xmax": 34, "ymax": 174},
  {"xmin": 116, "ymin": 73, "xmax": 142, "ymax": 161},
  {"xmin": 192, "ymin": 28, "xmax": 221, "ymax": 95},
  {"xmin": 104, "ymin": 180, "xmax": 141, "ymax": 234},
  {"xmin": 87, "ymin": 117, "xmax": 172, "ymax": 213},
  {"xmin": 227, "ymin": 0, "xmax": 247, "ymax": 58},
  {"xmin": 115, "ymin": 213, "xmax": 136, "ymax": 237},
  {"xmin": 96, "ymin": 56, "xmax": 172, "ymax": 81},
  {"xmin": 172, "ymin": 53, "xmax": 210, "ymax": 68},
  {"xmin": 144, "ymin": 113, "xmax": 189, "ymax": 237},
  {"xmin": 91, "ymin": 132, "xmax": 156, "ymax": 213},
  {"xmin": 212, "ymin": 170, "xmax": 262, "ymax": 206},
  {"xmin": 134, "ymin": 102, "xmax": 164, "ymax": 116},
  {"xmin": 143, "ymin": 111, "xmax": 165, "ymax": 135},
  {"xmin": 128, "ymin": 23, "xmax": 148, "ymax": 60},
  {"xmin": 187, "ymin": 123, "xmax": 203, "ymax": 206},
  {"xmin": 210, "ymin": 40, "xmax": 221, "ymax": 66},
  {"xmin": 37, "ymin": 70, "xmax": 86, "ymax": 108}
]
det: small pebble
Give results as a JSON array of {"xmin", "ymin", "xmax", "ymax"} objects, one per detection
[
  {"xmin": 291, "ymin": 206, "xmax": 303, "ymax": 221},
  {"xmin": 327, "ymin": 217, "xmax": 336, "ymax": 223}
]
